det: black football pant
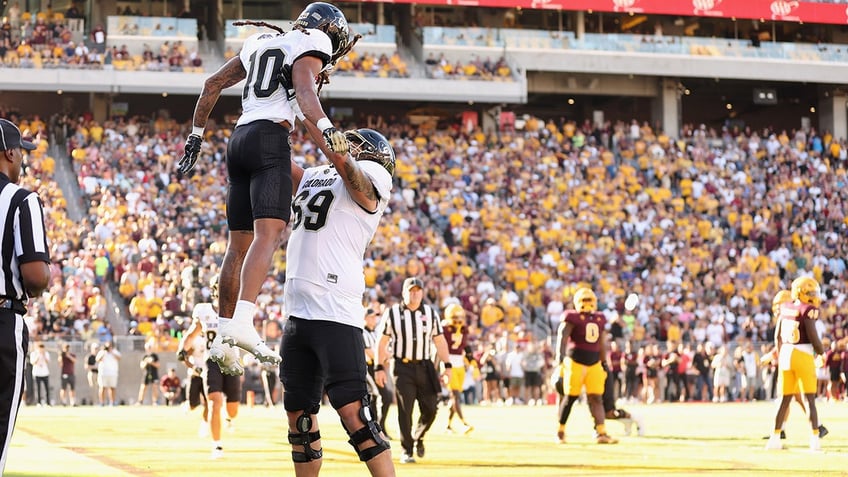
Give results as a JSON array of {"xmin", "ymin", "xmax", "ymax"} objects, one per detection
[
  {"xmin": 393, "ymin": 361, "xmax": 438, "ymax": 455},
  {"xmin": 0, "ymin": 311, "xmax": 28, "ymax": 473}
]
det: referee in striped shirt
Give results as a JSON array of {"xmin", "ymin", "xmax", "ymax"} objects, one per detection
[
  {"xmin": 375, "ymin": 277, "xmax": 451, "ymax": 464},
  {"xmin": 0, "ymin": 118, "xmax": 51, "ymax": 474}
]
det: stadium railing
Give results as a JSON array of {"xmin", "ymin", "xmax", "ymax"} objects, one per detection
[{"xmin": 105, "ymin": 15, "xmax": 198, "ymax": 60}]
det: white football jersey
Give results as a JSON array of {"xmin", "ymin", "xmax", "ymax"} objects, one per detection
[
  {"xmin": 190, "ymin": 302, "xmax": 217, "ymax": 367},
  {"xmin": 236, "ymin": 29, "xmax": 333, "ymax": 128},
  {"xmin": 284, "ymin": 161, "xmax": 392, "ymax": 328}
]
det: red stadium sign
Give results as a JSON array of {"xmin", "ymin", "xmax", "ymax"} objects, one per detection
[{"xmin": 362, "ymin": 0, "xmax": 848, "ymax": 25}]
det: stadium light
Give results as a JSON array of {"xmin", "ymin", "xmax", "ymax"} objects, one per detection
[{"xmin": 726, "ymin": 103, "xmax": 733, "ymax": 110}]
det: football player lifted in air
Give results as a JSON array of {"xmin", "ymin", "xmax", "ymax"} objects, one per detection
[
  {"xmin": 442, "ymin": 304, "xmax": 474, "ymax": 435},
  {"xmin": 554, "ymin": 287, "xmax": 618, "ymax": 444},
  {"xmin": 766, "ymin": 277, "xmax": 827, "ymax": 451},
  {"xmin": 178, "ymin": 2, "xmax": 359, "ymax": 371}
]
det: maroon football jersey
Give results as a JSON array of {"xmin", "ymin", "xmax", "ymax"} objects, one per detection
[
  {"xmin": 777, "ymin": 301, "xmax": 819, "ymax": 345},
  {"xmin": 564, "ymin": 311, "xmax": 606, "ymax": 351},
  {"xmin": 443, "ymin": 323, "xmax": 468, "ymax": 356},
  {"xmin": 564, "ymin": 310, "xmax": 606, "ymax": 365}
]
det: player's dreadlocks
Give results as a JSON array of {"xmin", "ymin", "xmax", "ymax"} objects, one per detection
[
  {"xmin": 232, "ymin": 20, "xmax": 362, "ymax": 94},
  {"xmin": 232, "ymin": 20, "xmax": 285, "ymax": 35}
]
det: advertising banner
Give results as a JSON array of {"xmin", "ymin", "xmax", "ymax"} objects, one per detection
[{"xmin": 361, "ymin": 0, "xmax": 848, "ymax": 25}]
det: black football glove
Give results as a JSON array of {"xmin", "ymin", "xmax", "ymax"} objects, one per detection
[
  {"xmin": 176, "ymin": 349, "xmax": 187, "ymax": 362},
  {"xmin": 177, "ymin": 133, "xmax": 202, "ymax": 175},
  {"xmin": 322, "ymin": 127, "xmax": 349, "ymax": 155}
]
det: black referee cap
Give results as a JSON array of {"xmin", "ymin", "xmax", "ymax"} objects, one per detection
[
  {"xmin": 403, "ymin": 277, "xmax": 424, "ymax": 293},
  {"xmin": 0, "ymin": 119, "xmax": 36, "ymax": 151}
]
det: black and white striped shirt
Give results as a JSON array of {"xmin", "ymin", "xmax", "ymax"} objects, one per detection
[
  {"xmin": 380, "ymin": 303, "xmax": 443, "ymax": 362},
  {"xmin": 0, "ymin": 177, "xmax": 50, "ymax": 301},
  {"xmin": 363, "ymin": 326, "xmax": 378, "ymax": 365}
]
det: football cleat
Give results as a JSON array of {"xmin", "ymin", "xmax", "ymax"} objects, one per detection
[
  {"xmin": 219, "ymin": 319, "xmax": 281, "ymax": 365},
  {"xmin": 400, "ymin": 453, "xmax": 416, "ymax": 464},
  {"xmin": 596, "ymin": 434, "xmax": 618, "ymax": 444},
  {"xmin": 765, "ymin": 434, "xmax": 784, "ymax": 450},
  {"xmin": 810, "ymin": 434, "xmax": 822, "ymax": 452},
  {"xmin": 557, "ymin": 429, "xmax": 566, "ymax": 444},
  {"xmin": 621, "ymin": 417, "xmax": 634, "ymax": 436},
  {"xmin": 634, "ymin": 414, "xmax": 646, "ymax": 436},
  {"xmin": 818, "ymin": 425, "xmax": 829, "ymax": 439},
  {"xmin": 463, "ymin": 424, "xmax": 475, "ymax": 435},
  {"xmin": 211, "ymin": 447, "xmax": 224, "ymax": 460},
  {"xmin": 415, "ymin": 440, "xmax": 425, "ymax": 458},
  {"xmin": 209, "ymin": 334, "xmax": 245, "ymax": 376}
]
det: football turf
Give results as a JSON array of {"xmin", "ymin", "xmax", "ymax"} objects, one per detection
[{"xmin": 7, "ymin": 399, "xmax": 847, "ymax": 476}]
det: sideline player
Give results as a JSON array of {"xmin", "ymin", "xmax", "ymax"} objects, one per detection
[
  {"xmin": 178, "ymin": 2, "xmax": 357, "ymax": 368},
  {"xmin": 554, "ymin": 287, "xmax": 617, "ymax": 444},
  {"xmin": 178, "ymin": 275, "xmax": 242, "ymax": 458},
  {"xmin": 765, "ymin": 277, "xmax": 827, "ymax": 451},
  {"xmin": 442, "ymin": 304, "xmax": 473, "ymax": 434},
  {"xmin": 761, "ymin": 289, "xmax": 828, "ymax": 441},
  {"xmin": 281, "ymin": 128, "xmax": 396, "ymax": 476}
]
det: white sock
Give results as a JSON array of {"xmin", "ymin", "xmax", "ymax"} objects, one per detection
[
  {"xmin": 218, "ymin": 317, "xmax": 232, "ymax": 327},
  {"xmin": 232, "ymin": 300, "xmax": 257, "ymax": 325},
  {"xmin": 213, "ymin": 440, "xmax": 222, "ymax": 449}
]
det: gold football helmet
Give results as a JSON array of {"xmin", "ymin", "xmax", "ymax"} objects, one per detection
[
  {"xmin": 790, "ymin": 276, "xmax": 821, "ymax": 307},
  {"xmin": 444, "ymin": 303, "xmax": 465, "ymax": 322},
  {"xmin": 771, "ymin": 290, "xmax": 792, "ymax": 317},
  {"xmin": 573, "ymin": 287, "xmax": 598, "ymax": 313}
]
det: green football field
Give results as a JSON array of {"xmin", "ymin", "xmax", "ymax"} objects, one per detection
[{"xmin": 6, "ymin": 399, "xmax": 847, "ymax": 476}]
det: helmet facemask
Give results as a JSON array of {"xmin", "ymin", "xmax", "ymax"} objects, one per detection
[{"xmin": 345, "ymin": 129, "xmax": 396, "ymax": 176}]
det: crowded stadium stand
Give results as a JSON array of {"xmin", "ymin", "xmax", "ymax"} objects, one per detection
[{"xmin": 2, "ymin": 0, "xmax": 848, "ymax": 407}]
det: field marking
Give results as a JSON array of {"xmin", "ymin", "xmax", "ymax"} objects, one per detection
[{"xmin": 17, "ymin": 425, "xmax": 156, "ymax": 477}]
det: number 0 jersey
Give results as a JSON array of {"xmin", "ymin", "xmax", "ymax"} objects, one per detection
[
  {"xmin": 284, "ymin": 161, "xmax": 392, "ymax": 328},
  {"xmin": 236, "ymin": 29, "xmax": 333, "ymax": 128},
  {"xmin": 561, "ymin": 310, "xmax": 606, "ymax": 366}
]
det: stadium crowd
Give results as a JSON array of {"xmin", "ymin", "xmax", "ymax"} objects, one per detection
[
  {"xmin": 424, "ymin": 53, "xmax": 512, "ymax": 81},
  {"xmin": 3, "ymin": 102, "xmax": 846, "ymax": 407},
  {"xmin": 0, "ymin": 7, "xmax": 202, "ymax": 71},
  {"xmin": 335, "ymin": 50, "xmax": 409, "ymax": 78}
]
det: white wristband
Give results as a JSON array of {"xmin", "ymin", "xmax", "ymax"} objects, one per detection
[
  {"xmin": 191, "ymin": 125, "xmax": 204, "ymax": 137},
  {"xmin": 316, "ymin": 117, "xmax": 333, "ymax": 132}
]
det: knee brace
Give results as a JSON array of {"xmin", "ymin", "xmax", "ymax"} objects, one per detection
[
  {"xmin": 345, "ymin": 396, "xmax": 390, "ymax": 462},
  {"xmin": 288, "ymin": 406, "xmax": 322, "ymax": 463}
]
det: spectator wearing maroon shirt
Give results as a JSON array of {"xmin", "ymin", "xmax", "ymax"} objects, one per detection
[
  {"xmin": 159, "ymin": 368, "xmax": 182, "ymax": 406},
  {"xmin": 59, "ymin": 343, "xmax": 76, "ymax": 406}
]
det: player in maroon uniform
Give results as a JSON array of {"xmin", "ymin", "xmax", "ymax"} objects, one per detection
[
  {"xmin": 554, "ymin": 287, "xmax": 617, "ymax": 444},
  {"xmin": 766, "ymin": 277, "xmax": 827, "ymax": 451},
  {"xmin": 442, "ymin": 304, "xmax": 473, "ymax": 434}
]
